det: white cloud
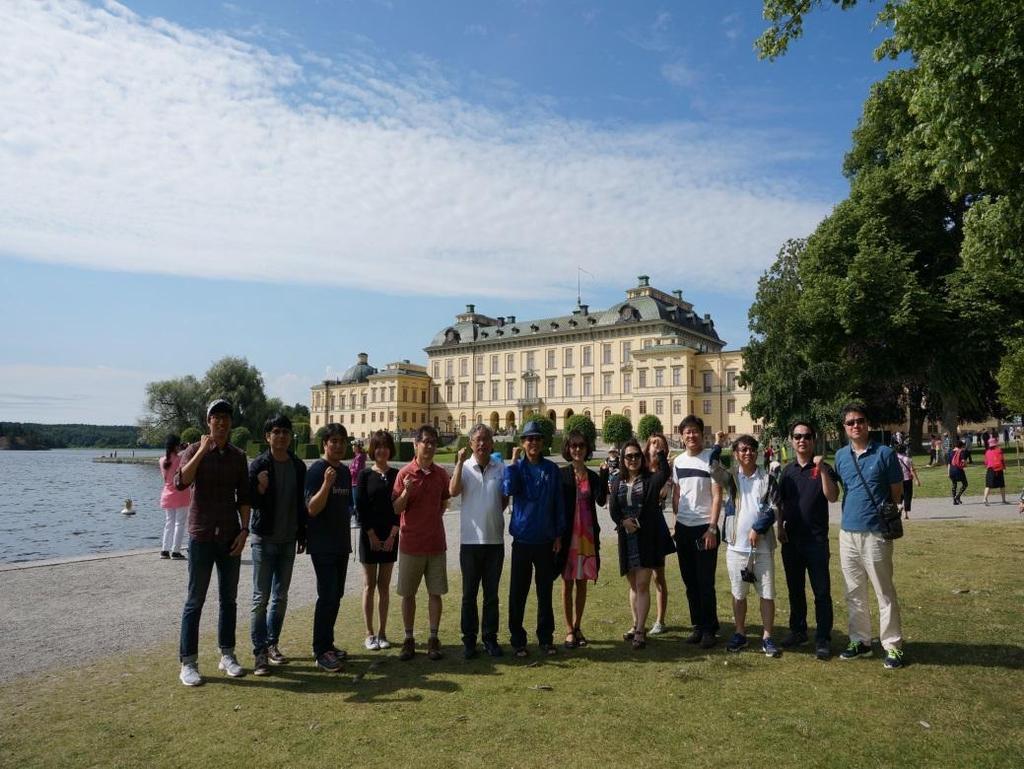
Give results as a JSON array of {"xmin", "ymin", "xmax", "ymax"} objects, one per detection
[
  {"xmin": 0, "ymin": 1, "xmax": 829, "ymax": 303},
  {"xmin": 0, "ymin": 364, "xmax": 155, "ymax": 424},
  {"xmin": 661, "ymin": 58, "xmax": 697, "ymax": 88},
  {"xmin": 266, "ymin": 371, "xmax": 312, "ymax": 407}
]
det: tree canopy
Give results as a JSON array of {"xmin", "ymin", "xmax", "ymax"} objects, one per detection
[
  {"xmin": 636, "ymin": 415, "xmax": 664, "ymax": 443},
  {"xmin": 564, "ymin": 414, "xmax": 597, "ymax": 447},
  {"xmin": 602, "ymin": 414, "xmax": 633, "ymax": 447}
]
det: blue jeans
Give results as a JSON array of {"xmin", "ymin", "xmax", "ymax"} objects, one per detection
[
  {"xmin": 310, "ymin": 551, "xmax": 350, "ymax": 657},
  {"xmin": 460, "ymin": 544, "xmax": 504, "ymax": 646},
  {"xmin": 781, "ymin": 537, "xmax": 833, "ymax": 643},
  {"xmin": 179, "ymin": 537, "xmax": 241, "ymax": 663},
  {"xmin": 250, "ymin": 540, "xmax": 297, "ymax": 655}
]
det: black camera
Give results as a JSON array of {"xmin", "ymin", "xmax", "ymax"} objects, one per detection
[{"xmin": 740, "ymin": 566, "xmax": 758, "ymax": 583}]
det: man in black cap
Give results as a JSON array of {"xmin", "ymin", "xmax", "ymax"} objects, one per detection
[
  {"xmin": 501, "ymin": 420, "xmax": 566, "ymax": 656},
  {"xmin": 175, "ymin": 398, "xmax": 252, "ymax": 686}
]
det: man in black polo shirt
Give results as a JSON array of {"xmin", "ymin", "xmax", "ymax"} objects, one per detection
[{"xmin": 777, "ymin": 421, "xmax": 839, "ymax": 660}]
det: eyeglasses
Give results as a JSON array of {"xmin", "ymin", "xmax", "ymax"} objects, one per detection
[
  {"xmin": 523, "ymin": 436, "xmax": 542, "ymax": 442},
  {"xmin": 568, "ymin": 443, "xmax": 587, "ymax": 450},
  {"xmin": 735, "ymin": 447, "xmax": 757, "ymax": 454},
  {"xmin": 623, "ymin": 453, "xmax": 643, "ymax": 461},
  {"xmin": 418, "ymin": 439, "xmax": 437, "ymax": 446},
  {"xmin": 844, "ymin": 418, "xmax": 867, "ymax": 427},
  {"xmin": 791, "ymin": 433, "xmax": 813, "ymax": 441}
]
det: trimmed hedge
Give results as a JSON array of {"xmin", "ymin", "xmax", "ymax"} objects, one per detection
[
  {"xmin": 246, "ymin": 442, "xmax": 267, "ymax": 459},
  {"xmin": 397, "ymin": 441, "xmax": 414, "ymax": 462},
  {"xmin": 295, "ymin": 443, "xmax": 320, "ymax": 460}
]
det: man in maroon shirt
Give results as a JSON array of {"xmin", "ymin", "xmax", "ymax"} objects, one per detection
[
  {"xmin": 393, "ymin": 425, "xmax": 450, "ymax": 661},
  {"xmin": 175, "ymin": 398, "xmax": 251, "ymax": 686}
]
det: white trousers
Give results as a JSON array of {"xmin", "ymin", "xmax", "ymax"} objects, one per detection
[
  {"xmin": 839, "ymin": 530, "xmax": 903, "ymax": 650},
  {"xmin": 161, "ymin": 507, "xmax": 188, "ymax": 552}
]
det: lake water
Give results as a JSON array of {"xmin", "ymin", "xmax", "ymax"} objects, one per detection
[{"xmin": 0, "ymin": 448, "xmax": 168, "ymax": 563}]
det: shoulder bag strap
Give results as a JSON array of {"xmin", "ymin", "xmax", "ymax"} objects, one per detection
[{"xmin": 850, "ymin": 451, "xmax": 883, "ymax": 511}]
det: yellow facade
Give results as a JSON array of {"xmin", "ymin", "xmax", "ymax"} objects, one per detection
[{"xmin": 310, "ymin": 277, "xmax": 760, "ymax": 442}]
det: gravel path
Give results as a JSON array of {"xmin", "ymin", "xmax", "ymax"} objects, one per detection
[{"xmin": 1, "ymin": 494, "xmax": 1018, "ymax": 683}]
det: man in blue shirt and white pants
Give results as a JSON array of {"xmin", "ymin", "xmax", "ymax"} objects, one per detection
[{"xmin": 833, "ymin": 403, "xmax": 906, "ymax": 669}]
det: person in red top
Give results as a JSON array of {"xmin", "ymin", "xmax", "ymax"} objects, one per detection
[
  {"xmin": 983, "ymin": 437, "xmax": 1007, "ymax": 505},
  {"xmin": 392, "ymin": 425, "xmax": 451, "ymax": 661}
]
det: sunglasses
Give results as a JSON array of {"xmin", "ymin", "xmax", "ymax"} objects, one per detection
[
  {"xmin": 623, "ymin": 453, "xmax": 643, "ymax": 461},
  {"xmin": 791, "ymin": 433, "xmax": 814, "ymax": 441},
  {"xmin": 844, "ymin": 418, "xmax": 867, "ymax": 427},
  {"xmin": 568, "ymin": 443, "xmax": 587, "ymax": 450}
]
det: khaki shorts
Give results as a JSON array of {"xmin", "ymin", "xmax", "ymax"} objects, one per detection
[
  {"xmin": 396, "ymin": 551, "xmax": 448, "ymax": 597},
  {"xmin": 726, "ymin": 548, "xmax": 775, "ymax": 601}
]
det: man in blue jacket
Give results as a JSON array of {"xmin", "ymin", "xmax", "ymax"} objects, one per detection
[
  {"xmin": 502, "ymin": 420, "xmax": 566, "ymax": 656},
  {"xmin": 247, "ymin": 414, "xmax": 307, "ymax": 676}
]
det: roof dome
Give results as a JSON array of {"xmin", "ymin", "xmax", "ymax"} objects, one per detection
[{"xmin": 339, "ymin": 353, "xmax": 377, "ymax": 384}]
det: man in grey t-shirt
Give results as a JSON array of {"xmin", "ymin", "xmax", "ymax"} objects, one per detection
[{"xmin": 247, "ymin": 414, "xmax": 307, "ymax": 675}]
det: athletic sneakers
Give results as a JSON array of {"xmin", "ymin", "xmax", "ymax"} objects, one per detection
[
  {"xmin": 253, "ymin": 652, "xmax": 271, "ymax": 676},
  {"xmin": 839, "ymin": 641, "xmax": 873, "ymax": 660},
  {"xmin": 483, "ymin": 639, "xmax": 504, "ymax": 657},
  {"xmin": 170, "ymin": 551, "xmax": 185, "ymax": 560},
  {"xmin": 266, "ymin": 645, "xmax": 288, "ymax": 665},
  {"xmin": 179, "ymin": 662, "xmax": 202, "ymax": 687},
  {"xmin": 218, "ymin": 654, "xmax": 245, "ymax": 677},
  {"xmin": 762, "ymin": 637, "xmax": 782, "ymax": 658},
  {"xmin": 726, "ymin": 632, "xmax": 748, "ymax": 653},
  {"xmin": 883, "ymin": 648, "xmax": 906, "ymax": 669},
  {"xmin": 699, "ymin": 631, "xmax": 718, "ymax": 649},
  {"xmin": 376, "ymin": 636, "xmax": 391, "ymax": 650},
  {"xmin": 649, "ymin": 621, "xmax": 666, "ymax": 635},
  {"xmin": 365, "ymin": 635, "xmax": 380, "ymax": 651},
  {"xmin": 160, "ymin": 551, "xmax": 170, "ymax": 559},
  {"xmin": 315, "ymin": 650, "xmax": 343, "ymax": 673},
  {"xmin": 815, "ymin": 641, "xmax": 832, "ymax": 661},
  {"xmin": 683, "ymin": 629, "xmax": 703, "ymax": 645}
]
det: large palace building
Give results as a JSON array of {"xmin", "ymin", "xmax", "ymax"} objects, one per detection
[{"xmin": 310, "ymin": 276, "xmax": 759, "ymax": 442}]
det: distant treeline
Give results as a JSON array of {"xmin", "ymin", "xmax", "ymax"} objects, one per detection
[{"xmin": 0, "ymin": 422, "xmax": 145, "ymax": 449}]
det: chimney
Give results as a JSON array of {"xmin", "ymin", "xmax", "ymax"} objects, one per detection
[
  {"xmin": 672, "ymin": 290, "xmax": 682, "ymax": 301},
  {"xmin": 497, "ymin": 316, "xmax": 505, "ymax": 326},
  {"xmin": 465, "ymin": 303, "xmax": 475, "ymax": 314},
  {"xmin": 357, "ymin": 352, "xmax": 369, "ymax": 364},
  {"xmin": 637, "ymin": 275, "xmax": 650, "ymax": 287},
  {"xmin": 508, "ymin": 315, "xmax": 516, "ymax": 324},
  {"xmin": 580, "ymin": 304, "xmax": 589, "ymax": 315}
]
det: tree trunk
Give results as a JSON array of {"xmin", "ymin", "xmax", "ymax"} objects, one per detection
[
  {"xmin": 907, "ymin": 385, "xmax": 926, "ymax": 457},
  {"xmin": 940, "ymin": 393, "xmax": 960, "ymax": 442}
]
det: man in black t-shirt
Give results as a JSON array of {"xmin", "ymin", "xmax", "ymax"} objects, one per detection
[{"xmin": 777, "ymin": 421, "xmax": 839, "ymax": 660}]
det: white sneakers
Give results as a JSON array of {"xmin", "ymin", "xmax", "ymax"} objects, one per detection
[
  {"xmin": 649, "ymin": 621, "xmax": 666, "ymax": 635},
  {"xmin": 217, "ymin": 654, "xmax": 245, "ymax": 677},
  {"xmin": 179, "ymin": 662, "xmax": 202, "ymax": 687},
  {"xmin": 365, "ymin": 635, "xmax": 380, "ymax": 651}
]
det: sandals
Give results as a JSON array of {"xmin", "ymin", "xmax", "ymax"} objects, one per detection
[
  {"xmin": 631, "ymin": 629, "xmax": 647, "ymax": 651},
  {"xmin": 622, "ymin": 627, "xmax": 636, "ymax": 641},
  {"xmin": 564, "ymin": 631, "xmax": 578, "ymax": 650},
  {"xmin": 574, "ymin": 627, "xmax": 588, "ymax": 647},
  {"xmin": 514, "ymin": 646, "xmax": 529, "ymax": 658}
]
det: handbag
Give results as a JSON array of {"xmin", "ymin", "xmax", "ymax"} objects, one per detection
[{"xmin": 851, "ymin": 450, "xmax": 903, "ymax": 540}]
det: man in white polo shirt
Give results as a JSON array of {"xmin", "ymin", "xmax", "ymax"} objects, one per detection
[{"xmin": 450, "ymin": 424, "xmax": 509, "ymax": 659}]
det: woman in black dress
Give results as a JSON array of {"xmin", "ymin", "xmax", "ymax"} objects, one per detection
[
  {"xmin": 609, "ymin": 438, "xmax": 670, "ymax": 650},
  {"xmin": 356, "ymin": 430, "xmax": 400, "ymax": 651}
]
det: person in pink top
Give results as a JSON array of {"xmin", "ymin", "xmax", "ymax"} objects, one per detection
[
  {"xmin": 158, "ymin": 434, "xmax": 192, "ymax": 559},
  {"xmin": 983, "ymin": 437, "xmax": 1008, "ymax": 505}
]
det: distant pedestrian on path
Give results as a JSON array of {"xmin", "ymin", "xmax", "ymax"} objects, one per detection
[
  {"xmin": 949, "ymin": 440, "xmax": 968, "ymax": 505},
  {"xmin": 895, "ymin": 444, "xmax": 921, "ymax": 519},
  {"xmin": 175, "ymin": 398, "xmax": 251, "ymax": 686},
  {"xmin": 158, "ymin": 434, "xmax": 190, "ymax": 560},
  {"xmin": 983, "ymin": 437, "xmax": 1007, "ymax": 506}
]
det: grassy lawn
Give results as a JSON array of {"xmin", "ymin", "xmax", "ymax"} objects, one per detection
[{"xmin": 2, "ymin": 521, "xmax": 1023, "ymax": 768}]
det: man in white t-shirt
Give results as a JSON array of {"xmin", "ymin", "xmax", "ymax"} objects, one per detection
[
  {"xmin": 672, "ymin": 415, "xmax": 722, "ymax": 648},
  {"xmin": 723, "ymin": 434, "xmax": 781, "ymax": 657},
  {"xmin": 449, "ymin": 424, "xmax": 508, "ymax": 659}
]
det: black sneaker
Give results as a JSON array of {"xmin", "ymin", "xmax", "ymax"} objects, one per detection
[
  {"xmin": 726, "ymin": 632, "xmax": 748, "ymax": 653},
  {"xmin": 815, "ymin": 641, "xmax": 832, "ymax": 660},
  {"xmin": 684, "ymin": 629, "xmax": 703, "ymax": 645},
  {"xmin": 699, "ymin": 631, "xmax": 717, "ymax": 649},
  {"xmin": 160, "ymin": 551, "xmax": 170, "ymax": 559},
  {"xmin": 839, "ymin": 641, "xmax": 872, "ymax": 660},
  {"xmin": 483, "ymin": 640, "xmax": 504, "ymax": 658},
  {"xmin": 780, "ymin": 631, "xmax": 808, "ymax": 649},
  {"xmin": 170, "ymin": 551, "xmax": 185, "ymax": 560},
  {"xmin": 463, "ymin": 644, "xmax": 478, "ymax": 660}
]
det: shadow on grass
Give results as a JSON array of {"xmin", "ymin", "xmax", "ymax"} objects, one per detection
[{"xmin": 904, "ymin": 641, "xmax": 1024, "ymax": 670}]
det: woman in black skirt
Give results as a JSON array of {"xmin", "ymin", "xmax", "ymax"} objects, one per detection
[
  {"xmin": 356, "ymin": 430, "xmax": 400, "ymax": 651},
  {"xmin": 609, "ymin": 438, "xmax": 670, "ymax": 650}
]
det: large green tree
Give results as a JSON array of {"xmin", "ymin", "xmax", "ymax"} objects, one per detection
[
  {"xmin": 758, "ymin": 0, "xmax": 1024, "ymax": 417},
  {"xmin": 139, "ymin": 375, "xmax": 205, "ymax": 444},
  {"xmin": 202, "ymin": 356, "xmax": 268, "ymax": 435}
]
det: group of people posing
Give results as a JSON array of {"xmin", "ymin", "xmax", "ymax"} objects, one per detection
[{"xmin": 164, "ymin": 398, "xmax": 912, "ymax": 687}]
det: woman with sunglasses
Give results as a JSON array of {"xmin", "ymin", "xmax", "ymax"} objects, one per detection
[
  {"xmin": 642, "ymin": 433, "xmax": 677, "ymax": 636},
  {"xmin": 609, "ymin": 438, "xmax": 671, "ymax": 649},
  {"xmin": 557, "ymin": 429, "xmax": 609, "ymax": 649}
]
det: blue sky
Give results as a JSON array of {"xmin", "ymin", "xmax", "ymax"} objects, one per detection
[{"xmin": 1, "ymin": 0, "xmax": 897, "ymax": 424}]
